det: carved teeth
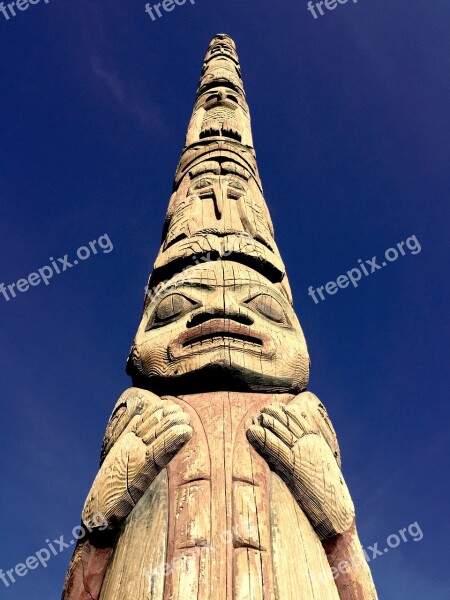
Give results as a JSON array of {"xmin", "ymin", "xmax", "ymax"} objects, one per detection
[{"xmin": 183, "ymin": 334, "xmax": 262, "ymax": 348}]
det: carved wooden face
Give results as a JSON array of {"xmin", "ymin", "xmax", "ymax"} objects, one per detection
[
  {"xmin": 204, "ymin": 39, "xmax": 238, "ymax": 64},
  {"xmin": 129, "ymin": 262, "xmax": 310, "ymax": 394},
  {"xmin": 163, "ymin": 164, "xmax": 274, "ymax": 249},
  {"xmin": 186, "ymin": 85, "xmax": 252, "ymax": 146}
]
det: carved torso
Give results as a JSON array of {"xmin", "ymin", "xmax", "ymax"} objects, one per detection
[{"xmin": 99, "ymin": 393, "xmax": 338, "ymax": 600}]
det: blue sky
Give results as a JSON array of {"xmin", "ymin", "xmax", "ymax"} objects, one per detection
[{"xmin": 0, "ymin": 0, "xmax": 448, "ymax": 597}]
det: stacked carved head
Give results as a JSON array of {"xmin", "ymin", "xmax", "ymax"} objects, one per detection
[{"xmin": 127, "ymin": 35, "xmax": 310, "ymax": 395}]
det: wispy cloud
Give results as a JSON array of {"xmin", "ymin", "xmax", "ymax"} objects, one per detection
[{"xmin": 90, "ymin": 54, "xmax": 165, "ymax": 131}]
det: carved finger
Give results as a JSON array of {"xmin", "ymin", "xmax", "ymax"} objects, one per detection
[
  {"xmin": 288, "ymin": 392, "xmax": 341, "ymax": 465},
  {"xmin": 124, "ymin": 400, "xmax": 190, "ymax": 443},
  {"xmin": 260, "ymin": 402, "xmax": 311, "ymax": 440},
  {"xmin": 256, "ymin": 413, "xmax": 296, "ymax": 448},
  {"xmin": 126, "ymin": 425, "xmax": 194, "ymax": 502},
  {"xmin": 140, "ymin": 411, "xmax": 191, "ymax": 445},
  {"xmin": 145, "ymin": 423, "xmax": 193, "ymax": 468},
  {"xmin": 162, "ymin": 400, "xmax": 186, "ymax": 417},
  {"xmin": 259, "ymin": 402, "xmax": 289, "ymax": 426},
  {"xmin": 246, "ymin": 425, "xmax": 295, "ymax": 479},
  {"xmin": 123, "ymin": 394, "xmax": 152, "ymax": 418},
  {"xmin": 132, "ymin": 408, "xmax": 164, "ymax": 438},
  {"xmin": 118, "ymin": 388, "xmax": 165, "ymax": 422},
  {"xmin": 127, "ymin": 423, "xmax": 192, "ymax": 505},
  {"xmin": 101, "ymin": 389, "xmax": 166, "ymax": 462},
  {"xmin": 283, "ymin": 404, "xmax": 318, "ymax": 437},
  {"xmin": 128, "ymin": 400, "xmax": 183, "ymax": 434},
  {"xmin": 120, "ymin": 410, "xmax": 158, "ymax": 440}
]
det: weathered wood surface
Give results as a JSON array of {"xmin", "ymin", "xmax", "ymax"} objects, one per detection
[
  {"xmin": 99, "ymin": 471, "xmax": 169, "ymax": 600},
  {"xmin": 62, "ymin": 33, "xmax": 378, "ymax": 600},
  {"xmin": 61, "ymin": 535, "xmax": 113, "ymax": 600},
  {"xmin": 323, "ymin": 522, "xmax": 378, "ymax": 600},
  {"xmin": 82, "ymin": 390, "xmax": 192, "ymax": 530},
  {"xmin": 164, "ymin": 391, "xmax": 285, "ymax": 600},
  {"xmin": 163, "ymin": 391, "xmax": 352, "ymax": 600},
  {"xmin": 63, "ymin": 390, "xmax": 368, "ymax": 600}
]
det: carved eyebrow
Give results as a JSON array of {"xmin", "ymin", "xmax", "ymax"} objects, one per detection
[
  {"xmin": 223, "ymin": 281, "xmax": 271, "ymax": 294},
  {"xmin": 148, "ymin": 281, "xmax": 214, "ymax": 307},
  {"xmin": 189, "ymin": 161, "xmax": 220, "ymax": 177},
  {"xmin": 223, "ymin": 279, "xmax": 264, "ymax": 288},
  {"xmin": 224, "ymin": 282, "xmax": 289, "ymax": 304},
  {"xmin": 174, "ymin": 281, "xmax": 216, "ymax": 291}
]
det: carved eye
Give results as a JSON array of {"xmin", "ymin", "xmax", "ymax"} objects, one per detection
[
  {"xmin": 228, "ymin": 180, "xmax": 245, "ymax": 200},
  {"xmin": 245, "ymin": 294, "xmax": 287, "ymax": 324},
  {"xmin": 228, "ymin": 180, "xmax": 245, "ymax": 191},
  {"xmin": 194, "ymin": 178, "xmax": 213, "ymax": 190},
  {"xmin": 147, "ymin": 294, "xmax": 198, "ymax": 330}
]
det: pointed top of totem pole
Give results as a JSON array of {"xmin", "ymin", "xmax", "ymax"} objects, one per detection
[
  {"xmin": 143, "ymin": 35, "xmax": 292, "ymax": 307},
  {"xmin": 197, "ymin": 34, "xmax": 244, "ymax": 99}
]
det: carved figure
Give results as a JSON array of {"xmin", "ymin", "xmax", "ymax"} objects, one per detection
[{"xmin": 62, "ymin": 34, "xmax": 378, "ymax": 600}]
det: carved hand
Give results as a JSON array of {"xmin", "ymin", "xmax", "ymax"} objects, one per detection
[
  {"xmin": 247, "ymin": 392, "xmax": 354, "ymax": 539},
  {"xmin": 82, "ymin": 388, "xmax": 192, "ymax": 530}
]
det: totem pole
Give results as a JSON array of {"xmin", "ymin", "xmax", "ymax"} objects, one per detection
[{"xmin": 62, "ymin": 34, "xmax": 378, "ymax": 600}]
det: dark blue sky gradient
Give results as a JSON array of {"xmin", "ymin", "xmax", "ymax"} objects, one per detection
[{"xmin": 0, "ymin": 0, "xmax": 449, "ymax": 597}]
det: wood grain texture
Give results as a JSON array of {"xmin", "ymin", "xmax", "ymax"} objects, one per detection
[
  {"xmin": 128, "ymin": 261, "xmax": 310, "ymax": 396},
  {"xmin": 99, "ymin": 470, "xmax": 169, "ymax": 600},
  {"xmin": 163, "ymin": 391, "xmax": 290, "ymax": 600},
  {"xmin": 63, "ymin": 390, "xmax": 377, "ymax": 600},
  {"xmin": 270, "ymin": 473, "xmax": 340, "ymax": 600},
  {"xmin": 82, "ymin": 390, "xmax": 192, "ymax": 529},
  {"xmin": 247, "ymin": 394, "xmax": 355, "ymax": 539},
  {"xmin": 62, "ymin": 33, "xmax": 378, "ymax": 600},
  {"xmin": 323, "ymin": 521, "xmax": 378, "ymax": 600},
  {"xmin": 61, "ymin": 535, "xmax": 114, "ymax": 600}
]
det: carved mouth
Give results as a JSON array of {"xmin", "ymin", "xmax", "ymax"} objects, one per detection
[
  {"xmin": 170, "ymin": 319, "xmax": 271, "ymax": 359},
  {"xmin": 204, "ymin": 99, "xmax": 237, "ymax": 110},
  {"xmin": 182, "ymin": 331, "xmax": 263, "ymax": 349}
]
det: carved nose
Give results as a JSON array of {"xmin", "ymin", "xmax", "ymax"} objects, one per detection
[
  {"xmin": 187, "ymin": 309, "xmax": 253, "ymax": 328},
  {"xmin": 212, "ymin": 182, "xmax": 224, "ymax": 219}
]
